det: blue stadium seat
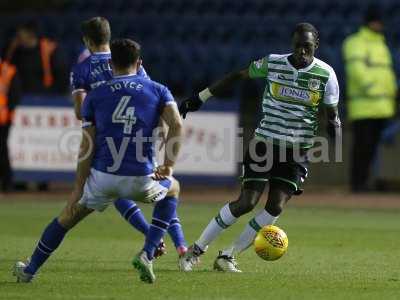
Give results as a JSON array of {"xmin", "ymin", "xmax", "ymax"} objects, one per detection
[{"xmin": 3, "ymin": 0, "xmax": 400, "ymax": 96}]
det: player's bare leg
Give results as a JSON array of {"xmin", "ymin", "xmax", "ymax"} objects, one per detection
[
  {"xmin": 14, "ymin": 203, "xmax": 93, "ymax": 282},
  {"xmin": 58, "ymin": 202, "xmax": 94, "ymax": 229},
  {"xmin": 217, "ymin": 181, "xmax": 293, "ymax": 272}
]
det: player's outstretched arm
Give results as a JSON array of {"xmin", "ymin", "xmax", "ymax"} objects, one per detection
[
  {"xmin": 208, "ymin": 68, "xmax": 250, "ymax": 97},
  {"xmin": 179, "ymin": 68, "xmax": 250, "ymax": 118},
  {"xmin": 153, "ymin": 103, "xmax": 183, "ymax": 180}
]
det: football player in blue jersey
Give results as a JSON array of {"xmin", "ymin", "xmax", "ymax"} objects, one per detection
[
  {"xmin": 14, "ymin": 39, "xmax": 184, "ymax": 284},
  {"xmin": 70, "ymin": 17, "xmax": 188, "ymax": 263}
]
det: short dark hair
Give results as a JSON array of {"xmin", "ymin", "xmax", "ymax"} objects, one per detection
[
  {"xmin": 364, "ymin": 4, "xmax": 383, "ymax": 24},
  {"xmin": 292, "ymin": 22, "xmax": 319, "ymax": 40},
  {"xmin": 81, "ymin": 17, "xmax": 111, "ymax": 46},
  {"xmin": 110, "ymin": 39, "xmax": 141, "ymax": 69}
]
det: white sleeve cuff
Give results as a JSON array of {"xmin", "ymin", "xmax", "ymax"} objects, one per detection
[
  {"xmin": 199, "ymin": 88, "xmax": 213, "ymax": 102},
  {"xmin": 165, "ymin": 101, "xmax": 177, "ymax": 107},
  {"xmin": 82, "ymin": 121, "xmax": 93, "ymax": 128},
  {"xmin": 72, "ymin": 89, "xmax": 87, "ymax": 95}
]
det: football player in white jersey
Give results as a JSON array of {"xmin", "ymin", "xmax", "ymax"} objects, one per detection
[{"xmin": 179, "ymin": 23, "xmax": 341, "ymax": 272}]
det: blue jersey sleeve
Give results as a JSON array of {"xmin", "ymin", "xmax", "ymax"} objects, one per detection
[
  {"xmin": 81, "ymin": 91, "xmax": 95, "ymax": 128},
  {"xmin": 158, "ymin": 84, "xmax": 175, "ymax": 109},
  {"xmin": 70, "ymin": 64, "xmax": 88, "ymax": 92}
]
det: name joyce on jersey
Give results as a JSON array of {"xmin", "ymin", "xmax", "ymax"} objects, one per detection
[{"xmin": 109, "ymin": 80, "xmax": 144, "ymax": 92}]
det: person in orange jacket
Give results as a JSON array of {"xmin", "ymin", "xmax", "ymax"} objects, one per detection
[
  {"xmin": 0, "ymin": 57, "xmax": 21, "ymax": 193},
  {"xmin": 5, "ymin": 20, "xmax": 68, "ymax": 94},
  {"xmin": 4, "ymin": 20, "xmax": 68, "ymax": 191}
]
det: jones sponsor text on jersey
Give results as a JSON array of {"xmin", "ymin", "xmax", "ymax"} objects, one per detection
[
  {"xmin": 280, "ymin": 86, "xmax": 310, "ymax": 101},
  {"xmin": 270, "ymin": 82, "xmax": 321, "ymax": 105}
]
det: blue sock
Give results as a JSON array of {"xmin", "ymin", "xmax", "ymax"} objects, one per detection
[
  {"xmin": 167, "ymin": 211, "xmax": 187, "ymax": 250},
  {"xmin": 143, "ymin": 196, "xmax": 178, "ymax": 260},
  {"xmin": 25, "ymin": 218, "xmax": 68, "ymax": 275},
  {"xmin": 114, "ymin": 199, "xmax": 149, "ymax": 235}
]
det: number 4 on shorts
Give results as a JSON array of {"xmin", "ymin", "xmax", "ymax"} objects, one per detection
[{"xmin": 112, "ymin": 96, "xmax": 137, "ymax": 134}]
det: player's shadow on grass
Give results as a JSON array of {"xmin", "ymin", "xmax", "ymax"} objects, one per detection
[
  {"xmin": 51, "ymin": 259, "xmax": 124, "ymax": 263},
  {"xmin": 156, "ymin": 268, "xmax": 214, "ymax": 273},
  {"xmin": 1, "ymin": 259, "xmax": 24, "ymax": 285},
  {"xmin": 0, "ymin": 281, "xmax": 20, "ymax": 286},
  {"xmin": 43, "ymin": 259, "xmax": 219, "ymax": 274}
]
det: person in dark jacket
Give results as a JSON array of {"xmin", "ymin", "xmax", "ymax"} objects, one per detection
[
  {"xmin": 5, "ymin": 20, "xmax": 68, "ymax": 94},
  {"xmin": 0, "ymin": 57, "xmax": 21, "ymax": 193}
]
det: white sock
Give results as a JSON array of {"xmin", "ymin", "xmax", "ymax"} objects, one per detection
[
  {"xmin": 195, "ymin": 204, "xmax": 237, "ymax": 251},
  {"xmin": 222, "ymin": 209, "xmax": 278, "ymax": 257}
]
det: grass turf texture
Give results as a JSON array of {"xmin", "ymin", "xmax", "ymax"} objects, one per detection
[{"xmin": 0, "ymin": 200, "xmax": 399, "ymax": 299}]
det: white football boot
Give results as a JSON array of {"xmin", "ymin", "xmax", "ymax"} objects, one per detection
[
  {"xmin": 132, "ymin": 251, "xmax": 156, "ymax": 284},
  {"xmin": 13, "ymin": 261, "xmax": 34, "ymax": 283},
  {"xmin": 213, "ymin": 251, "xmax": 242, "ymax": 273},
  {"xmin": 179, "ymin": 244, "xmax": 203, "ymax": 271}
]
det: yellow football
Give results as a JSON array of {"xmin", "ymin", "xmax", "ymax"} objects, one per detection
[{"xmin": 254, "ymin": 225, "xmax": 288, "ymax": 261}]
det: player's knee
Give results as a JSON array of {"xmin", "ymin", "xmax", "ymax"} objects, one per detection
[
  {"xmin": 58, "ymin": 210, "xmax": 75, "ymax": 229},
  {"xmin": 265, "ymin": 200, "xmax": 284, "ymax": 216},
  {"xmin": 230, "ymin": 189, "xmax": 261, "ymax": 217},
  {"xmin": 58, "ymin": 203, "xmax": 91, "ymax": 229},
  {"xmin": 266, "ymin": 181, "xmax": 294, "ymax": 216},
  {"xmin": 238, "ymin": 201, "xmax": 255, "ymax": 215}
]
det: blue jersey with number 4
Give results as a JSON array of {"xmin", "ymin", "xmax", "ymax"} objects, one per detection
[
  {"xmin": 81, "ymin": 74, "xmax": 174, "ymax": 176},
  {"xmin": 70, "ymin": 52, "xmax": 149, "ymax": 92}
]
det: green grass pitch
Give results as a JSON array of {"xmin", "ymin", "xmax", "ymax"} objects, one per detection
[{"xmin": 0, "ymin": 200, "xmax": 399, "ymax": 299}]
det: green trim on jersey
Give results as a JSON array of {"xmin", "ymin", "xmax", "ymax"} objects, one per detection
[
  {"xmin": 271, "ymin": 177, "xmax": 298, "ymax": 191},
  {"xmin": 254, "ymin": 132, "xmax": 314, "ymax": 149},
  {"xmin": 249, "ymin": 57, "xmax": 268, "ymax": 78},
  {"xmin": 311, "ymin": 63, "xmax": 331, "ymax": 77},
  {"xmin": 260, "ymin": 119, "xmax": 315, "ymax": 133},
  {"xmin": 259, "ymin": 126, "xmax": 314, "ymax": 139},
  {"xmin": 269, "ymin": 60, "xmax": 287, "ymax": 65},
  {"xmin": 262, "ymin": 103, "xmax": 317, "ymax": 120},
  {"xmin": 268, "ymin": 68, "xmax": 294, "ymax": 75},
  {"xmin": 253, "ymin": 133, "xmax": 313, "ymax": 149}
]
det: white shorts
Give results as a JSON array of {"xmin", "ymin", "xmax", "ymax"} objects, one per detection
[{"xmin": 79, "ymin": 168, "xmax": 171, "ymax": 212}]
